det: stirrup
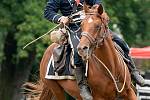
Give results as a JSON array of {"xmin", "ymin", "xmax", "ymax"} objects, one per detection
[{"xmin": 131, "ymin": 70, "xmax": 145, "ymax": 86}]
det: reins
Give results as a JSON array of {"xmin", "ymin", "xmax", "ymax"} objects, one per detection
[
  {"xmin": 82, "ymin": 13, "xmax": 127, "ymax": 93},
  {"xmin": 91, "ymin": 50, "xmax": 127, "ymax": 93},
  {"xmin": 83, "ymin": 32, "xmax": 127, "ymax": 93},
  {"xmin": 81, "ymin": 13, "xmax": 109, "ymax": 48}
]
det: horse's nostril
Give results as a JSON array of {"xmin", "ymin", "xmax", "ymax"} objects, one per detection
[
  {"xmin": 83, "ymin": 46, "xmax": 88, "ymax": 50},
  {"xmin": 77, "ymin": 46, "xmax": 81, "ymax": 51},
  {"xmin": 77, "ymin": 46, "xmax": 88, "ymax": 51},
  {"xmin": 77, "ymin": 46, "xmax": 89, "ymax": 59}
]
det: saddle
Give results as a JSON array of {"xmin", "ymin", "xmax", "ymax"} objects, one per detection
[
  {"xmin": 53, "ymin": 44, "xmax": 66, "ymax": 74},
  {"xmin": 53, "ymin": 44, "xmax": 65, "ymax": 63},
  {"xmin": 114, "ymin": 41, "xmax": 130, "ymax": 64},
  {"xmin": 52, "ymin": 43, "xmax": 74, "ymax": 75},
  {"xmin": 49, "ymin": 25, "xmax": 78, "ymax": 75},
  {"xmin": 110, "ymin": 31, "xmax": 130, "ymax": 63}
]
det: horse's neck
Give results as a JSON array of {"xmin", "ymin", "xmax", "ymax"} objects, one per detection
[{"xmin": 93, "ymin": 34, "xmax": 120, "ymax": 74}]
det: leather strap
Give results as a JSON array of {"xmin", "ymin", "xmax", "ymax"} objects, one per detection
[{"xmin": 75, "ymin": 0, "xmax": 80, "ymax": 5}]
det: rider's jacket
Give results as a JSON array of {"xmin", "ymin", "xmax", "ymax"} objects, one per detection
[{"xmin": 44, "ymin": 0, "xmax": 102, "ymax": 23}]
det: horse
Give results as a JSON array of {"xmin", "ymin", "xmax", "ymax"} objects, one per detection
[
  {"xmin": 39, "ymin": 4, "xmax": 137, "ymax": 100},
  {"xmin": 77, "ymin": 4, "xmax": 137, "ymax": 100}
]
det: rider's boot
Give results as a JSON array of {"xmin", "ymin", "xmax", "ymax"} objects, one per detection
[
  {"xmin": 127, "ymin": 56, "xmax": 145, "ymax": 86},
  {"xmin": 75, "ymin": 65, "xmax": 93, "ymax": 100}
]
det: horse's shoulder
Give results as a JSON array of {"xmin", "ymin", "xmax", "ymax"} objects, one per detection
[
  {"xmin": 40, "ymin": 43, "xmax": 58, "ymax": 67},
  {"xmin": 41, "ymin": 43, "xmax": 58, "ymax": 61},
  {"xmin": 45, "ymin": 43, "xmax": 58, "ymax": 53}
]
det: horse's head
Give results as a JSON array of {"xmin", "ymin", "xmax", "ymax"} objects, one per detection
[{"xmin": 77, "ymin": 4, "xmax": 109, "ymax": 60}]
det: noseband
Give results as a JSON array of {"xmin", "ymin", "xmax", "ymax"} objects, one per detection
[{"xmin": 81, "ymin": 13, "xmax": 109, "ymax": 48}]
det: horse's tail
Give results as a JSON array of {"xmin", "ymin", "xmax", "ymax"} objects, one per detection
[
  {"xmin": 22, "ymin": 80, "xmax": 55, "ymax": 100},
  {"xmin": 39, "ymin": 84, "xmax": 56, "ymax": 100}
]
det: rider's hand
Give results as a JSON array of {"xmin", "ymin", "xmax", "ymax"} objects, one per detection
[{"xmin": 59, "ymin": 16, "xmax": 69, "ymax": 25}]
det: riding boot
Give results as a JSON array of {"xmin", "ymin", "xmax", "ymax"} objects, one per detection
[
  {"xmin": 75, "ymin": 65, "xmax": 93, "ymax": 100},
  {"xmin": 126, "ymin": 55, "xmax": 145, "ymax": 86}
]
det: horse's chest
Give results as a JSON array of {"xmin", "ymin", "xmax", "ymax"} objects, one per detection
[{"xmin": 88, "ymin": 67, "xmax": 116, "ymax": 98}]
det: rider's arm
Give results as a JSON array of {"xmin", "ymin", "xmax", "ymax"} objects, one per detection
[
  {"xmin": 94, "ymin": 0, "xmax": 102, "ymax": 5},
  {"xmin": 44, "ymin": 0, "xmax": 61, "ymax": 23},
  {"xmin": 85, "ymin": 0, "xmax": 102, "ymax": 6}
]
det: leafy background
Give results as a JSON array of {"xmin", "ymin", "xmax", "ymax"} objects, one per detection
[{"xmin": 0, "ymin": 0, "xmax": 150, "ymax": 100}]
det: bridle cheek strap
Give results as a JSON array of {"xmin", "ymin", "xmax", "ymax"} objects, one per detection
[{"xmin": 81, "ymin": 32, "xmax": 97, "ymax": 45}]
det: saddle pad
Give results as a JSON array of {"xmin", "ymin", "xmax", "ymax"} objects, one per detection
[{"xmin": 45, "ymin": 54, "xmax": 75, "ymax": 80}]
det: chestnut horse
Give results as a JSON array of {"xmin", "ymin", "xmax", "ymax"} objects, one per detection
[
  {"xmin": 77, "ymin": 4, "xmax": 137, "ymax": 100},
  {"xmin": 39, "ymin": 4, "xmax": 137, "ymax": 100}
]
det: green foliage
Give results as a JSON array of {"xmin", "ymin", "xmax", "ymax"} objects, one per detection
[
  {"xmin": 0, "ymin": 0, "xmax": 55, "ymax": 71},
  {"xmin": 16, "ymin": 0, "xmax": 54, "ymax": 60},
  {"xmin": 104, "ymin": 0, "xmax": 150, "ymax": 46}
]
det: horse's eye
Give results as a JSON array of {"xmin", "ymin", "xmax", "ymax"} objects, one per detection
[{"xmin": 96, "ymin": 25, "xmax": 101, "ymax": 29}]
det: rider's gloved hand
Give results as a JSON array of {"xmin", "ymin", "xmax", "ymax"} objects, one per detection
[{"xmin": 58, "ymin": 16, "xmax": 69, "ymax": 25}]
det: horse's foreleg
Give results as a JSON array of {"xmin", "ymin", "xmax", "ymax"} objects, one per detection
[
  {"xmin": 44, "ymin": 79, "xmax": 66, "ymax": 100},
  {"xmin": 58, "ymin": 80, "xmax": 82, "ymax": 100},
  {"xmin": 124, "ymin": 88, "xmax": 137, "ymax": 100}
]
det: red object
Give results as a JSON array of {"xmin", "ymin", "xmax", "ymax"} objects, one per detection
[
  {"xmin": 75, "ymin": 0, "xmax": 80, "ymax": 5},
  {"xmin": 130, "ymin": 46, "xmax": 150, "ymax": 59}
]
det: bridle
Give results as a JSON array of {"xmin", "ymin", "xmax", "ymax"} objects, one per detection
[
  {"xmin": 81, "ymin": 13, "xmax": 109, "ymax": 49},
  {"xmin": 81, "ymin": 13, "xmax": 127, "ymax": 93}
]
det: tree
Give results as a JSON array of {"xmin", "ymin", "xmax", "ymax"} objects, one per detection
[
  {"xmin": 0, "ymin": 0, "xmax": 54, "ymax": 99},
  {"xmin": 104, "ymin": 0, "xmax": 150, "ymax": 46}
]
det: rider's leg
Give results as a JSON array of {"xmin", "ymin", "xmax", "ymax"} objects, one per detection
[
  {"xmin": 69, "ymin": 27, "xmax": 92, "ymax": 99},
  {"xmin": 112, "ymin": 33, "xmax": 145, "ymax": 86},
  {"xmin": 74, "ymin": 51, "xmax": 93, "ymax": 100}
]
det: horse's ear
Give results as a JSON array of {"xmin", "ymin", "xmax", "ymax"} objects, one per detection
[
  {"xmin": 83, "ymin": 2, "xmax": 90, "ymax": 13},
  {"xmin": 98, "ymin": 4, "xmax": 103, "ymax": 15}
]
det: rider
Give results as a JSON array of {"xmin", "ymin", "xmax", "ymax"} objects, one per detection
[{"xmin": 44, "ymin": 0, "xmax": 145, "ymax": 99}]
